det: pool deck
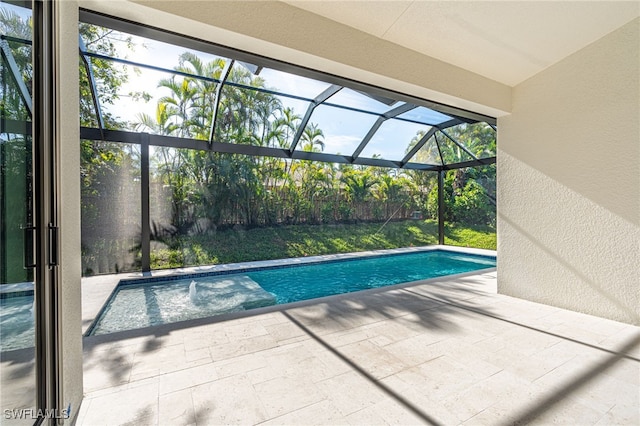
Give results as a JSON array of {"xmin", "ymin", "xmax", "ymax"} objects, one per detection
[{"xmin": 78, "ymin": 266, "xmax": 640, "ymax": 425}]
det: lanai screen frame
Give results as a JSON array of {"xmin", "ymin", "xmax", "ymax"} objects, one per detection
[{"xmin": 1, "ymin": 7, "xmax": 497, "ymax": 273}]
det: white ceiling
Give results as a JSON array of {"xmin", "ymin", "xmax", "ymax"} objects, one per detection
[{"xmin": 283, "ymin": 1, "xmax": 639, "ymax": 86}]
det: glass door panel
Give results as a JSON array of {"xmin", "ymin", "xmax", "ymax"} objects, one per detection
[{"xmin": 1, "ymin": 1, "xmax": 36, "ymax": 423}]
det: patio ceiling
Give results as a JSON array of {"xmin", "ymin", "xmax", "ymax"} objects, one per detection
[{"xmin": 282, "ymin": 1, "xmax": 640, "ymax": 86}]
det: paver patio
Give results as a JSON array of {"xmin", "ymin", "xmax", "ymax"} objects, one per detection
[{"xmin": 77, "ymin": 271, "xmax": 640, "ymax": 425}]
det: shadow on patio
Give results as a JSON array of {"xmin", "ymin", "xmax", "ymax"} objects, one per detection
[{"xmin": 78, "ymin": 271, "xmax": 640, "ymax": 425}]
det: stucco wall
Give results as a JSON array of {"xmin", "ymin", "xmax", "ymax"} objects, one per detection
[
  {"xmin": 59, "ymin": 1, "xmax": 83, "ymax": 422},
  {"xmin": 498, "ymin": 18, "xmax": 640, "ymax": 325}
]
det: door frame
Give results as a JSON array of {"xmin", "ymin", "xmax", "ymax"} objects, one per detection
[{"xmin": 32, "ymin": 0, "xmax": 62, "ymax": 423}]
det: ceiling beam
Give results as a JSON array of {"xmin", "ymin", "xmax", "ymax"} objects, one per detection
[
  {"xmin": 79, "ymin": 36, "xmax": 105, "ymax": 138},
  {"xmin": 0, "ymin": 121, "xmax": 494, "ymax": 172},
  {"xmin": 208, "ymin": 59, "xmax": 235, "ymax": 143},
  {"xmin": 433, "ymin": 132, "xmax": 446, "ymax": 165},
  {"xmin": 439, "ymin": 128, "xmax": 479, "ymax": 161},
  {"xmin": 400, "ymin": 127, "xmax": 438, "ymax": 166},
  {"xmin": 288, "ymin": 84, "xmax": 342, "ymax": 154},
  {"xmin": 351, "ymin": 102, "xmax": 417, "ymax": 160},
  {"xmin": 441, "ymin": 157, "xmax": 496, "ymax": 170}
]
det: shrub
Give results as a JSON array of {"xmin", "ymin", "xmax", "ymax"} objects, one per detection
[{"xmin": 452, "ymin": 180, "xmax": 495, "ymax": 226}]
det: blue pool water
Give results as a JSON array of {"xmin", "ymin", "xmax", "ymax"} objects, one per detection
[
  {"xmin": 253, "ymin": 250, "xmax": 494, "ymax": 303},
  {"xmin": 0, "ymin": 294, "xmax": 35, "ymax": 351},
  {"xmin": 88, "ymin": 250, "xmax": 495, "ymax": 336}
]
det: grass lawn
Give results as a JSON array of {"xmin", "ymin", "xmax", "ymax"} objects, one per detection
[
  {"xmin": 151, "ymin": 219, "xmax": 496, "ymax": 270},
  {"xmin": 444, "ymin": 223, "xmax": 497, "ymax": 251}
]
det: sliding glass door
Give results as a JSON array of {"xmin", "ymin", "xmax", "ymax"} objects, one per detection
[
  {"xmin": 2, "ymin": 1, "xmax": 63, "ymax": 424},
  {"xmin": 1, "ymin": 1, "xmax": 37, "ymax": 423}
]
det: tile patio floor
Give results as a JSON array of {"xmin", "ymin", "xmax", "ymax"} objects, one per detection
[{"xmin": 77, "ymin": 271, "xmax": 640, "ymax": 425}]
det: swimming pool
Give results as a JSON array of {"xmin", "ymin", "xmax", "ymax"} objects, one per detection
[{"xmin": 88, "ymin": 249, "xmax": 496, "ymax": 336}]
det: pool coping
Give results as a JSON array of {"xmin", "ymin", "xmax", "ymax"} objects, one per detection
[
  {"xmin": 120, "ymin": 245, "xmax": 495, "ymax": 282},
  {"xmin": 118, "ymin": 245, "xmax": 496, "ymax": 286},
  {"xmin": 82, "ymin": 245, "xmax": 496, "ymax": 339}
]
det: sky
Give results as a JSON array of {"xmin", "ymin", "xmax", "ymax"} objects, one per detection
[{"xmin": 1, "ymin": 1, "xmax": 450, "ymax": 163}]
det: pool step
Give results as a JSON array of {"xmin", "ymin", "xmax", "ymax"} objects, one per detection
[{"xmin": 189, "ymin": 275, "xmax": 276, "ymax": 311}]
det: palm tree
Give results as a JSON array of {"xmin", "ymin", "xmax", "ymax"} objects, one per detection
[
  {"xmin": 173, "ymin": 52, "xmax": 225, "ymax": 138},
  {"xmin": 341, "ymin": 170, "xmax": 377, "ymax": 220},
  {"xmin": 374, "ymin": 173, "xmax": 416, "ymax": 218},
  {"xmin": 254, "ymin": 95, "xmax": 283, "ymax": 147},
  {"xmin": 301, "ymin": 123, "xmax": 325, "ymax": 152},
  {"xmin": 215, "ymin": 67, "xmax": 262, "ymax": 142},
  {"xmin": 275, "ymin": 107, "xmax": 301, "ymax": 148},
  {"xmin": 133, "ymin": 102, "xmax": 178, "ymax": 135},
  {"xmin": 155, "ymin": 76, "xmax": 200, "ymax": 138}
]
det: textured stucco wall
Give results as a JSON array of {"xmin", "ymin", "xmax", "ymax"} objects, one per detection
[
  {"xmin": 58, "ymin": 1, "xmax": 83, "ymax": 422},
  {"xmin": 498, "ymin": 18, "xmax": 640, "ymax": 325}
]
